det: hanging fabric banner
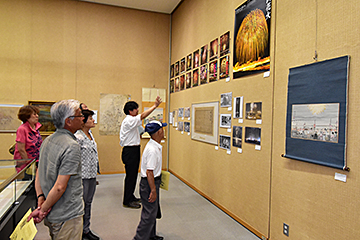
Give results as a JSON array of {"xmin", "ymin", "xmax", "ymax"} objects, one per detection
[{"xmin": 284, "ymin": 56, "xmax": 349, "ymax": 170}]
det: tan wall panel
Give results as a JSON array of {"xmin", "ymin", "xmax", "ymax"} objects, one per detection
[{"xmin": 271, "ymin": 0, "xmax": 360, "ymax": 239}]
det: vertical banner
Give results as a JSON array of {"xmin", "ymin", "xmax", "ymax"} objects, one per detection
[
  {"xmin": 284, "ymin": 56, "xmax": 349, "ymax": 170},
  {"xmin": 233, "ymin": 0, "xmax": 272, "ymax": 79}
]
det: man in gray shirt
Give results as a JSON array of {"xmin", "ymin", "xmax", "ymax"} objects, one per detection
[{"xmin": 28, "ymin": 99, "xmax": 85, "ymax": 240}]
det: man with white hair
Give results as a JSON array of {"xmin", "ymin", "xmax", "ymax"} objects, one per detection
[
  {"xmin": 28, "ymin": 99, "xmax": 85, "ymax": 240},
  {"xmin": 133, "ymin": 120, "xmax": 167, "ymax": 240}
]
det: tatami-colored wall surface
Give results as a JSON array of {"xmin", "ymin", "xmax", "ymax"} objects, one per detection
[
  {"xmin": 0, "ymin": 0, "xmax": 170, "ymax": 173},
  {"xmin": 169, "ymin": 0, "xmax": 360, "ymax": 239}
]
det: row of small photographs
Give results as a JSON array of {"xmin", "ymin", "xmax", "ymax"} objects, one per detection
[
  {"xmin": 178, "ymin": 107, "xmax": 190, "ymax": 118},
  {"xmin": 170, "ymin": 31, "xmax": 230, "ymax": 78},
  {"xmin": 170, "ymin": 55, "xmax": 230, "ymax": 93},
  {"xmin": 221, "ymin": 92, "xmax": 262, "ymax": 120},
  {"xmin": 177, "ymin": 121, "xmax": 190, "ymax": 132},
  {"xmin": 219, "ymin": 126, "xmax": 262, "ymax": 150}
]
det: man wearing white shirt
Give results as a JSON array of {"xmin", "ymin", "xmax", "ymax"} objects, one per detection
[
  {"xmin": 120, "ymin": 96, "xmax": 162, "ymax": 208},
  {"xmin": 133, "ymin": 120, "xmax": 167, "ymax": 240}
]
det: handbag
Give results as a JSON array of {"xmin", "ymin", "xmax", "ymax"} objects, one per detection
[{"xmin": 9, "ymin": 142, "xmax": 16, "ymax": 155}]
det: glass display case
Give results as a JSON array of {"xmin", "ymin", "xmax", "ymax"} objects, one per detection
[{"xmin": 0, "ymin": 159, "xmax": 36, "ymax": 239}]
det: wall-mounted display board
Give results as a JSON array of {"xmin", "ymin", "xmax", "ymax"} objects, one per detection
[
  {"xmin": 233, "ymin": 0, "xmax": 272, "ymax": 78},
  {"xmin": 191, "ymin": 101, "xmax": 219, "ymax": 145},
  {"xmin": 284, "ymin": 56, "xmax": 349, "ymax": 170}
]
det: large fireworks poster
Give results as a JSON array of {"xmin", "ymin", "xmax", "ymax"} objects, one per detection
[{"xmin": 233, "ymin": 0, "xmax": 271, "ymax": 79}]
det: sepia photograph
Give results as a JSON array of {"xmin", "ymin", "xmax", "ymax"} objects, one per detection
[
  {"xmin": 200, "ymin": 65, "xmax": 208, "ymax": 84},
  {"xmin": 193, "ymin": 69, "xmax": 199, "ymax": 87},
  {"xmin": 233, "ymin": 96, "xmax": 243, "ymax": 118},
  {"xmin": 219, "ymin": 55, "xmax": 229, "ymax": 79},
  {"xmin": 184, "ymin": 122, "xmax": 190, "ymax": 133},
  {"xmin": 220, "ymin": 114, "xmax": 232, "ymax": 128},
  {"xmin": 210, "ymin": 38, "xmax": 218, "ymax": 60},
  {"xmin": 245, "ymin": 127, "xmax": 261, "ymax": 145},
  {"xmin": 193, "ymin": 49, "xmax": 200, "ymax": 68},
  {"xmin": 233, "ymin": 126, "xmax": 242, "ymax": 148},
  {"xmin": 209, "ymin": 60, "xmax": 218, "ymax": 82},
  {"xmin": 219, "ymin": 135, "xmax": 231, "ymax": 150},
  {"xmin": 186, "ymin": 53, "xmax": 192, "ymax": 71},
  {"xmin": 220, "ymin": 31, "xmax": 230, "ymax": 56},
  {"xmin": 201, "ymin": 44, "xmax": 208, "ymax": 65},
  {"xmin": 221, "ymin": 92, "xmax": 232, "ymax": 107},
  {"xmin": 245, "ymin": 102, "xmax": 262, "ymax": 120}
]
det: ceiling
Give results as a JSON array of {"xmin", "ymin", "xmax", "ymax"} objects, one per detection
[{"xmin": 79, "ymin": 0, "xmax": 182, "ymax": 14}]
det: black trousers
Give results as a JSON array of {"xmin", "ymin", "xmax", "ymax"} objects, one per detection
[{"xmin": 122, "ymin": 145, "xmax": 141, "ymax": 205}]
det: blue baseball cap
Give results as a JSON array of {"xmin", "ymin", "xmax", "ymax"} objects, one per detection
[{"xmin": 145, "ymin": 120, "xmax": 167, "ymax": 134}]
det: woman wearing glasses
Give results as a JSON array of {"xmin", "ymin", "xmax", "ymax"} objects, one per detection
[{"xmin": 75, "ymin": 109, "xmax": 101, "ymax": 240}]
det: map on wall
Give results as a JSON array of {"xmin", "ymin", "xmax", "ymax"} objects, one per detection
[
  {"xmin": 99, "ymin": 93, "xmax": 130, "ymax": 135},
  {"xmin": 0, "ymin": 104, "xmax": 23, "ymax": 132}
]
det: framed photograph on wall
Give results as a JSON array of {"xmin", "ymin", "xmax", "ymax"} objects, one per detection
[
  {"xmin": 220, "ymin": 114, "xmax": 232, "ymax": 128},
  {"xmin": 233, "ymin": 126, "xmax": 242, "ymax": 148},
  {"xmin": 200, "ymin": 65, "xmax": 208, "ymax": 85},
  {"xmin": 245, "ymin": 127, "xmax": 261, "ymax": 145},
  {"xmin": 186, "ymin": 72, "xmax": 191, "ymax": 89},
  {"xmin": 220, "ymin": 31, "xmax": 230, "ymax": 56},
  {"xmin": 184, "ymin": 122, "xmax": 190, "ymax": 133},
  {"xmin": 175, "ymin": 61, "xmax": 179, "ymax": 76},
  {"xmin": 191, "ymin": 101, "xmax": 219, "ymax": 145},
  {"xmin": 186, "ymin": 53, "xmax": 192, "ymax": 71},
  {"xmin": 219, "ymin": 135, "xmax": 231, "ymax": 150},
  {"xmin": 170, "ymin": 64, "xmax": 174, "ymax": 78},
  {"xmin": 193, "ymin": 69, "xmax": 199, "ymax": 87},
  {"xmin": 0, "ymin": 104, "xmax": 23, "ymax": 133},
  {"xmin": 180, "ymin": 75, "xmax": 185, "ymax": 91},
  {"xmin": 233, "ymin": 96, "xmax": 243, "ymax": 119},
  {"xmin": 209, "ymin": 59, "xmax": 218, "ymax": 82},
  {"xmin": 219, "ymin": 55, "xmax": 229, "ymax": 79},
  {"xmin": 193, "ymin": 49, "xmax": 200, "ymax": 68},
  {"xmin": 180, "ymin": 57, "xmax": 186, "ymax": 73},
  {"xmin": 209, "ymin": 38, "xmax": 218, "ymax": 60},
  {"xmin": 200, "ymin": 44, "xmax": 208, "ymax": 65},
  {"xmin": 245, "ymin": 102, "xmax": 262, "ymax": 120},
  {"xmin": 28, "ymin": 101, "xmax": 56, "ymax": 134},
  {"xmin": 220, "ymin": 92, "xmax": 232, "ymax": 107}
]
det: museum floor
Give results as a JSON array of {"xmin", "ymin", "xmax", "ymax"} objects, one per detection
[{"xmin": 34, "ymin": 173, "xmax": 259, "ymax": 240}]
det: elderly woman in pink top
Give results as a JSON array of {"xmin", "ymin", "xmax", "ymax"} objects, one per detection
[{"xmin": 14, "ymin": 105, "xmax": 43, "ymax": 175}]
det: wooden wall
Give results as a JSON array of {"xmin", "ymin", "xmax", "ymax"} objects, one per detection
[{"xmin": 0, "ymin": 0, "xmax": 170, "ymax": 173}]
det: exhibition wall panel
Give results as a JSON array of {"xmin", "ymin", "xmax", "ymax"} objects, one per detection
[{"xmin": 0, "ymin": 0, "xmax": 170, "ymax": 173}]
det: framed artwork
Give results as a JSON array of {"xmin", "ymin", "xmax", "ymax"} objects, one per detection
[
  {"xmin": 175, "ymin": 77, "xmax": 180, "ymax": 92},
  {"xmin": 233, "ymin": 0, "xmax": 271, "ymax": 78},
  {"xmin": 184, "ymin": 107, "xmax": 190, "ymax": 118},
  {"xmin": 178, "ymin": 108, "xmax": 184, "ymax": 118},
  {"xmin": 178, "ymin": 121, "xmax": 184, "ymax": 131},
  {"xmin": 191, "ymin": 101, "xmax": 219, "ymax": 145},
  {"xmin": 200, "ymin": 65, "xmax": 208, "ymax": 85},
  {"xmin": 219, "ymin": 135, "xmax": 231, "ymax": 150},
  {"xmin": 220, "ymin": 114, "xmax": 232, "ymax": 128},
  {"xmin": 193, "ymin": 69, "xmax": 199, "ymax": 87},
  {"xmin": 245, "ymin": 127, "xmax": 261, "ymax": 145},
  {"xmin": 0, "ymin": 104, "xmax": 23, "ymax": 133},
  {"xmin": 210, "ymin": 38, "xmax": 218, "ymax": 60},
  {"xmin": 220, "ymin": 31, "xmax": 230, "ymax": 56},
  {"xmin": 233, "ymin": 126, "xmax": 242, "ymax": 148},
  {"xmin": 209, "ymin": 59, "xmax": 218, "ymax": 82},
  {"xmin": 221, "ymin": 92, "xmax": 232, "ymax": 107},
  {"xmin": 200, "ymin": 44, "xmax": 208, "ymax": 65},
  {"xmin": 170, "ymin": 79, "xmax": 174, "ymax": 93},
  {"xmin": 219, "ymin": 55, "xmax": 229, "ymax": 79},
  {"xmin": 184, "ymin": 122, "xmax": 190, "ymax": 133},
  {"xmin": 233, "ymin": 96, "xmax": 243, "ymax": 119},
  {"xmin": 170, "ymin": 64, "xmax": 174, "ymax": 78},
  {"xmin": 28, "ymin": 101, "xmax": 56, "ymax": 134},
  {"xmin": 193, "ymin": 50, "xmax": 200, "ymax": 68},
  {"xmin": 186, "ymin": 72, "xmax": 191, "ymax": 89},
  {"xmin": 186, "ymin": 53, "xmax": 192, "ymax": 71},
  {"xmin": 175, "ymin": 61, "xmax": 179, "ymax": 76},
  {"xmin": 245, "ymin": 102, "xmax": 262, "ymax": 120},
  {"xmin": 180, "ymin": 57, "xmax": 186, "ymax": 73},
  {"xmin": 173, "ymin": 110, "xmax": 178, "ymax": 128},
  {"xmin": 180, "ymin": 75, "xmax": 185, "ymax": 91}
]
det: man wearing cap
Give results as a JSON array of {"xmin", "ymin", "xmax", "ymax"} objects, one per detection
[
  {"xmin": 120, "ymin": 96, "xmax": 162, "ymax": 209},
  {"xmin": 133, "ymin": 120, "xmax": 167, "ymax": 240}
]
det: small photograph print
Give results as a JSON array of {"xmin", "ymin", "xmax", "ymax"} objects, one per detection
[
  {"xmin": 245, "ymin": 127, "xmax": 261, "ymax": 145},
  {"xmin": 180, "ymin": 58, "xmax": 186, "ymax": 73},
  {"xmin": 219, "ymin": 135, "xmax": 231, "ymax": 150},
  {"xmin": 184, "ymin": 107, "xmax": 190, "ymax": 118},
  {"xmin": 175, "ymin": 61, "xmax": 179, "ymax": 76},
  {"xmin": 200, "ymin": 65, "xmax": 208, "ymax": 84},
  {"xmin": 180, "ymin": 75, "xmax": 185, "ymax": 91},
  {"xmin": 178, "ymin": 108, "xmax": 184, "ymax": 118},
  {"xmin": 232, "ymin": 126, "xmax": 242, "ymax": 148},
  {"xmin": 209, "ymin": 60, "xmax": 218, "ymax": 82},
  {"xmin": 221, "ymin": 92, "xmax": 232, "ymax": 107},
  {"xmin": 245, "ymin": 102, "xmax": 262, "ymax": 120},
  {"xmin": 178, "ymin": 121, "xmax": 184, "ymax": 131},
  {"xmin": 233, "ymin": 96, "xmax": 243, "ymax": 118},
  {"xmin": 210, "ymin": 38, "xmax": 218, "ymax": 60},
  {"xmin": 170, "ymin": 79, "xmax": 174, "ymax": 93},
  {"xmin": 186, "ymin": 53, "xmax": 192, "ymax": 71},
  {"xmin": 193, "ymin": 50, "xmax": 200, "ymax": 68},
  {"xmin": 219, "ymin": 55, "xmax": 229, "ymax": 79},
  {"xmin": 184, "ymin": 122, "xmax": 190, "ymax": 132},
  {"xmin": 220, "ymin": 31, "xmax": 230, "ymax": 56},
  {"xmin": 193, "ymin": 69, "xmax": 199, "ymax": 87},
  {"xmin": 186, "ymin": 72, "xmax": 191, "ymax": 89},
  {"xmin": 220, "ymin": 114, "xmax": 232, "ymax": 128},
  {"xmin": 175, "ymin": 77, "xmax": 179, "ymax": 92},
  {"xmin": 200, "ymin": 44, "xmax": 208, "ymax": 65},
  {"xmin": 170, "ymin": 64, "xmax": 174, "ymax": 78}
]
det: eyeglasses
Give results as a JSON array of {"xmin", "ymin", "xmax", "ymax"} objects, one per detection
[{"xmin": 69, "ymin": 114, "xmax": 84, "ymax": 118}]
